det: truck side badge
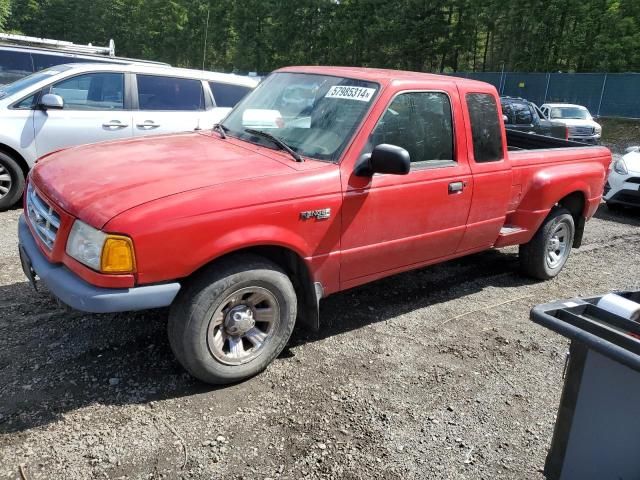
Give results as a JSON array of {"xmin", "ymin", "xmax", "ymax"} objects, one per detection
[{"xmin": 300, "ymin": 208, "xmax": 331, "ymax": 220}]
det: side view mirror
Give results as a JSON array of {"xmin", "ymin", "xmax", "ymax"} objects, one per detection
[
  {"xmin": 39, "ymin": 93, "xmax": 64, "ymax": 110},
  {"xmin": 354, "ymin": 144, "xmax": 410, "ymax": 177}
]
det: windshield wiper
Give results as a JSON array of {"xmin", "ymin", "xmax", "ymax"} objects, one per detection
[
  {"xmin": 213, "ymin": 123, "xmax": 228, "ymax": 139},
  {"xmin": 244, "ymin": 128, "xmax": 303, "ymax": 162}
]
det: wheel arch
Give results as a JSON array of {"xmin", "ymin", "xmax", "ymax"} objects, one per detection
[
  {"xmin": 555, "ymin": 190, "xmax": 587, "ymax": 248},
  {"xmin": 0, "ymin": 143, "xmax": 30, "ymax": 178},
  {"xmin": 191, "ymin": 244, "xmax": 321, "ymax": 332}
]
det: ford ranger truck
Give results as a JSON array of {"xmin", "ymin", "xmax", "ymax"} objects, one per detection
[{"xmin": 18, "ymin": 67, "xmax": 611, "ymax": 385}]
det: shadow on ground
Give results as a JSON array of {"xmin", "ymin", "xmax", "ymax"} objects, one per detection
[
  {"xmin": 593, "ymin": 203, "xmax": 640, "ymax": 226},
  {"xmin": 0, "ymin": 248, "xmax": 533, "ymax": 434}
]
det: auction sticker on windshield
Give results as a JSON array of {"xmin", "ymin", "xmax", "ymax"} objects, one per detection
[{"xmin": 325, "ymin": 85, "xmax": 375, "ymax": 102}]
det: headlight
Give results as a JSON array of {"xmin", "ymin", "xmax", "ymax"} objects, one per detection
[
  {"xmin": 613, "ymin": 158, "xmax": 629, "ymax": 175},
  {"xmin": 66, "ymin": 220, "xmax": 136, "ymax": 273},
  {"xmin": 594, "ymin": 125, "xmax": 602, "ymax": 134}
]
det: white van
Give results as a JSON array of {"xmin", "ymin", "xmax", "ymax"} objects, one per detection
[{"xmin": 0, "ymin": 63, "xmax": 258, "ymax": 210}]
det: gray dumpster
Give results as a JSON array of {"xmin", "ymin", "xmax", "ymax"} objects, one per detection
[{"xmin": 531, "ymin": 290, "xmax": 640, "ymax": 480}]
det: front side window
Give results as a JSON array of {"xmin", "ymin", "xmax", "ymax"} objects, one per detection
[
  {"xmin": 466, "ymin": 93, "xmax": 503, "ymax": 163},
  {"xmin": 367, "ymin": 92, "xmax": 454, "ymax": 166},
  {"xmin": 51, "ymin": 72, "xmax": 124, "ymax": 110},
  {"xmin": 0, "ymin": 65, "xmax": 72, "ymax": 100},
  {"xmin": 209, "ymin": 81, "xmax": 252, "ymax": 108},
  {"xmin": 137, "ymin": 75, "xmax": 204, "ymax": 111},
  {"xmin": 222, "ymin": 72, "xmax": 379, "ymax": 162}
]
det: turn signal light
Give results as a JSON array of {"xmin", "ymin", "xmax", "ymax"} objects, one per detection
[{"xmin": 101, "ymin": 236, "xmax": 136, "ymax": 273}]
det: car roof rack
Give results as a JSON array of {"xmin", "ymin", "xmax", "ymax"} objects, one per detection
[{"xmin": 0, "ymin": 33, "xmax": 115, "ymax": 57}]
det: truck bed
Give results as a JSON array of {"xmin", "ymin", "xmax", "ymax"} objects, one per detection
[{"xmin": 506, "ymin": 129, "xmax": 586, "ymax": 150}]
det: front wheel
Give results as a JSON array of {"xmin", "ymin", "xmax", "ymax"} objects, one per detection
[
  {"xmin": 519, "ymin": 207, "xmax": 575, "ymax": 280},
  {"xmin": 0, "ymin": 152, "xmax": 25, "ymax": 211},
  {"xmin": 168, "ymin": 254, "xmax": 297, "ymax": 384}
]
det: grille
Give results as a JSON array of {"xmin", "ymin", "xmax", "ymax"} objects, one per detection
[
  {"xmin": 626, "ymin": 177, "xmax": 640, "ymax": 185},
  {"xmin": 26, "ymin": 184, "xmax": 60, "ymax": 250},
  {"xmin": 568, "ymin": 125, "xmax": 595, "ymax": 136}
]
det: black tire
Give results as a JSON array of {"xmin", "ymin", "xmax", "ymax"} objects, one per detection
[
  {"xmin": 519, "ymin": 207, "xmax": 575, "ymax": 280},
  {"xmin": 0, "ymin": 152, "xmax": 25, "ymax": 212},
  {"xmin": 168, "ymin": 254, "xmax": 297, "ymax": 385}
]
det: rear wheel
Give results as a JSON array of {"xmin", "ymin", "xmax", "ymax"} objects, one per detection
[
  {"xmin": 168, "ymin": 255, "xmax": 297, "ymax": 385},
  {"xmin": 0, "ymin": 152, "xmax": 25, "ymax": 212},
  {"xmin": 519, "ymin": 207, "xmax": 575, "ymax": 280}
]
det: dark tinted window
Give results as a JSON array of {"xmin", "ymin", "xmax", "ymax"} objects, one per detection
[
  {"xmin": 369, "ymin": 92, "xmax": 454, "ymax": 164},
  {"xmin": 137, "ymin": 75, "xmax": 204, "ymax": 111},
  {"xmin": 0, "ymin": 49, "xmax": 33, "ymax": 85},
  {"xmin": 209, "ymin": 81, "xmax": 251, "ymax": 108},
  {"xmin": 467, "ymin": 93, "xmax": 503, "ymax": 163},
  {"xmin": 501, "ymin": 101, "xmax": 533, "ymax": 125},
  {"xmin": 51, "ymin": 73, "xmax": 124, "ymax": 110}
]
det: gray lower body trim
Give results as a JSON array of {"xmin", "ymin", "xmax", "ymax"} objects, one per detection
[{"xmin": 18, "ymin": 215, "xmax": 180, "ymax": 313}]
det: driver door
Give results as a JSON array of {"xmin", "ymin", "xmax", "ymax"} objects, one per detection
[
  {"xmin": 339, "ymin": 90, "xmax": 473, "ymax": 288},
  {"xmin": 34, "ymin": 71, "xmax": 132, "ymax": 157}
]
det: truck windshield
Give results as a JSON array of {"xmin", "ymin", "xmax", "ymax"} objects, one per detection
[
  {"xmin": 221, "ymin": 72, "xmax": 379, "ymax": 162},
  {"xmin": 550, "ymin": 107, "xmax": 589, "ymax": 120},
  {"xmin": 0, "ymin": 65, "xmax": 71, "ymax": 99}
]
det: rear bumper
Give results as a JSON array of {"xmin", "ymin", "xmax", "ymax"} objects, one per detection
[{"xmin": 18, "ymin": 215, "xmax": 180, "ymax": 313}]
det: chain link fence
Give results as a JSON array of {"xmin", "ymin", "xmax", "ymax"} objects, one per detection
[{"xmin": 450, "ymin": 72, "xmax": 640, "ymax": 119}]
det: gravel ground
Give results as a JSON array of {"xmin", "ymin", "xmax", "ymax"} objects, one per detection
[{"xmin": 1, "ymin": 201, "xmax": 639, "ymax": 480}]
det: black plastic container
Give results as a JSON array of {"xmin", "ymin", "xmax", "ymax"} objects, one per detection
[{"xmin": 530, "ymin": 290, "xmax": 640, "ymax": 480}]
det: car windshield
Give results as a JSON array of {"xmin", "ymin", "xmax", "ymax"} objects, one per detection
[
  {"xmin": 222, "ymin": 72, "xmax": 379, "ymax": 162},
  {"xmin": 550, "ymin": 107, "xmax": 589, "ymax": 120},
  {"xmin": 0, "ymin": 65, "xmax": 72, "ymax": 99}
]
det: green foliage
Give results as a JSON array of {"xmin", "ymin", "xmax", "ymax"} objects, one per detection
[
  {"xmin": 3, "ymin": 0, "xmax": 639, "ymax": 72},
  {"xmin": 0, "ymin": 0, "xmax": 10, "ymax": 31}
]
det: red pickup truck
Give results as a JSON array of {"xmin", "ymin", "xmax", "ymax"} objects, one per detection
[{"xmin": 18, "ymin": 66, "xmax": 610, "ymax": 384}]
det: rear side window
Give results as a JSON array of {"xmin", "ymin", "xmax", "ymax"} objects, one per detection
[
  {"xmin": 0, "ymin": 50, "xmax": 34, "ymax": 85},
  {"xmin": 209, "ymin": 81, "xmax": 251, "ymax": 108},
  {"xmin": 137, "ymin": 75, "xmax": 204, "ymax": 111},
  {"xmin": 51, "ymin": 73, "xmax": 124, "ymax": 110},
  {"xmin": 466, "ymin": 93, "xmax": 503, "ymax": 163}
]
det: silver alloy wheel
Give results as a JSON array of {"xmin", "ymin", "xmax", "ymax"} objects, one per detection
[
  {"xmin": 206, "ymin": 286, "xmax": 280, "ymax": 366},
  {"xmin": 546, "ymin": 222, "xmax": 569, "ymax": 269},
  {"xmin": 0, "ymin": 164, "xmax": 11, "ymax": 199}
]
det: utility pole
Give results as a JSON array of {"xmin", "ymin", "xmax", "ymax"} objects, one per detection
[{"xmin": 202, "ymin": 5, "xmax": 210, "ymax": 71}]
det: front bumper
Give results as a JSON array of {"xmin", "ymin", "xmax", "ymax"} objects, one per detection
[
  {"xmin": 604, "ymin": 170, "xmax": 640, "ymax": 206},
  {"xmin": 18, "ymin": 215, "xmax": 181, "ymax": 313},
  {"xmin": 568, "ymin": 136, "xmax": 600, "ymax": 145}
]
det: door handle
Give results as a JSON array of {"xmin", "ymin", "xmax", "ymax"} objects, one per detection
[
  {"xmin": 448, "ymin": 181, "xmax": 465, "ymax": 194},
  {"xmin": 136, "ymin": 120, "xmax": 160, "ymax": 129},
  {"xmin": 103, "ymin": 121, "xmax": 129, "ymax": 129}
]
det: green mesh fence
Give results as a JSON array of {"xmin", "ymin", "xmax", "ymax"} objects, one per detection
[{"xmin": 447, "ymin": 72, "xmax": 640, "ymax": 119}]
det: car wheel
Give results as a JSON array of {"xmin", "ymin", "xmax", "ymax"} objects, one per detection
[
  {"xmin": 519, "ymin": 207, "xmax": 575, "ymax": 280},
  {"xmin": 168, "ymin": 254, "xmax": 297, "ymax": 385},
  {"xmin": 0, "ymin": 152, "xmax": 25, "ymax": 212}
]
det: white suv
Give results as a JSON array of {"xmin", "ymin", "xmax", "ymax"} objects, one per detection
[{"xmin": 0, "ymin": 63, "xmax": 258, "ymax": 210}]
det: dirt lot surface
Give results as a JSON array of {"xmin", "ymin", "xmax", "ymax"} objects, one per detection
[{"xmin": 1, "ymin": 203, "xmax": 639, "ymax": 480}]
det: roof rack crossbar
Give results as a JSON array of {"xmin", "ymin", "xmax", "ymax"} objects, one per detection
[{"xmin": 0, "ymin": 33, "xmax": 115, "ymax": 57}]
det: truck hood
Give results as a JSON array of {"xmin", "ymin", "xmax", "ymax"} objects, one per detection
[{"xmin": 32, "ymin": 132, "xmax": 296, "ymax": 228}]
